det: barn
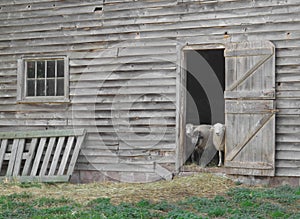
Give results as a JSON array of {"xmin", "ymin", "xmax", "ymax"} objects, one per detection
[{"xmin": 0, "ymin": 0, "xmax": 300, "ymax": 184}]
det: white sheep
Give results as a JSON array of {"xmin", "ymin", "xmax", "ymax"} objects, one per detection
[
  {"xmin": 186, "ymin": 123, "xmax": 212, "ymax": 165},
  {"xmin": 212, "ymin": 123, "xmax": 226, "ymax": 167}
]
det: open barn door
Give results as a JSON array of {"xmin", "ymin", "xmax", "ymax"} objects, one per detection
[{"xmin": 224, "ymin": 41, "xmax": 276, "ymax": 176}]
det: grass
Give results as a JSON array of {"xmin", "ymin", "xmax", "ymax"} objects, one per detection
[{"xmin": 0, "ymin": 174, "xmax": 299, "ymax": 218}]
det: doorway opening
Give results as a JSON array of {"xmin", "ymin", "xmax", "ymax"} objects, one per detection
[{"xmin": 184, "ymin": 49, "xmax": 225, "ymax": 166}]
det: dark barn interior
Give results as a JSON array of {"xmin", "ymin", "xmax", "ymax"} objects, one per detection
[{"xmin": 185, "ymin": 49, "xmax": 225, "ymax": 165}]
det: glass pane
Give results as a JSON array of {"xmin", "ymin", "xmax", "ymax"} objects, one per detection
[
  {"xmin": 26, "ymin": 80, "xmax": 35, "ymax": 96},
  {"xmin": 46, "ymin": 79, "xmax": 55, "ymax": 96},
  {"xmin": 37, "ymin": 79, "xmax": 45, "ymax": 96},
  {"xmin": 27, "ymin": 61, "xmax": 35, "ymax": 78},
  {"xmin": 57, "ymin": 60, "xmax": 64, "ymax": 77},
  {"xmin": 47, "ymin": 61, "xmax": 55, "ymax": 78},
  {"xmin": 37, "ymin": 61, "xmax": 45, "ymax": 78},
  {"xmin": 57, "ymin": 79, "xmax": 64, "ymax": 96}
]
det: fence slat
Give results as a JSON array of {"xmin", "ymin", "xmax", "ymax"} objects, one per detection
[
  {"xmin": 67, "ymin": 130, "xmax": 87, "ymax": 175},
  {"xmin": 48, "ymin": 137, "xmax": 65, "ymax": 176},
  {"xmin": 22, "ymin": 138, "xmax": 38, "ymax": 176},
  {"xmin": 13, "ymin": 139, "xmax": 25, "ymax": 176},
  {"xmin": 6, "ymin": 139, "xmax": 19, "ymax": 176},
  {"xmin": 0, "ymin": 140, "xmax": 8, "ymax": 172},
  {"xmin": 39, "ymin": 137, "xmax": 56, "ymax": 176},
  {"xmin": 57, "ymin": 136, "xmax": 74, "ymax": 176},
  {"xmin": 30, "ymin": 138, "xmax": 47, "ymax": 176}
]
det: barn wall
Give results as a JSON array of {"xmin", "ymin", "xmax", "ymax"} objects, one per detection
[{"xmin": 0, "ymin": 0, "xmax": 300, "ymax": 180}]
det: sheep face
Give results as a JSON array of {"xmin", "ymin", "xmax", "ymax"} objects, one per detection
[
  {"xmin": 185, "ymin": 123, "xmax": 194, "ymax": 137},
  {"xmin": 186, "ymin": 124, "xmax": 204, "ymax": 146},
  {"xmin": 213, "ymin": 123, "xmax": 225, "ymax": 137}
]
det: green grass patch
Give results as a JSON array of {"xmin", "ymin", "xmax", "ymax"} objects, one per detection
[{"xmin": 0, "ymin": 185, "xmax": 299, "ymax": 218}]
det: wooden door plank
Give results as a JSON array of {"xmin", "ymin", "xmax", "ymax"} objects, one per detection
[
  {"xmin": 227, "ymin": 54, "xmax": 273, "ymax": 91},
  {"xmin": 225, "ymin": 48, "xmax": 273, "ymax": 57},
  {"xmin": 225, "ymin": 161, "xmax": 274, "ymax": 169},
  {"xmin": 6, "ymin": 139, "xmax": 19, "ymax": 176},
  {"xmin": 67, "ymin": 131, "xmax": 86, "ymax": 175},
  {"xmin": 48, "ymin": 137, "xmax": 65, "ymax": 176},
  {"xmin": 224, "ymin": 41, "xmax": 276, "ymax": 176},
  {"xmin": 226, "ymin": 113, "xmax": 275, "ymax": 161},
  {"xmin": 0, "ymin": 140, "xmax": 8, "ymax": 172},
  {"xmin": 22, "ymin": 138, "xmax": 38, "ymax": 176},
  {"xmin": 225, "ymin": 100, "xmax": 274, "ymax": 114},
  {"xmin": 224, "ymin": 90, "xmax": 275, "ymax": 99},
  {"xmin": 57, "ymin": 136, "xmax": 74, "ymax": 176},
  {"xmin": 39, "ymin": 137, "xmax": 56, "ymax": 176},
  {"xmin": 13, "ymin": 139, "xmax": 25, "ymax": 176},
  {"xmin": 30, "ymin": 138, "xmax": 47, "ymax": 176}
]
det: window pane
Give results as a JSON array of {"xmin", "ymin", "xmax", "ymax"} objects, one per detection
[
  {"xmin": 46, "ymin": 79, "xmax": 55, "ymax": 96},
  {"xmin": 27, "ymin": 61, "xmax": 35, "ymax": 78},
  {"xmin": 37, "ymin": 61, "xmax": 45, "ymax": 78},
  {"xmin": 47, "ymin": 61, "xmax": 55, "ymax": 78},
  {"xmin": 57, "ymin": 79, "xmax": 64, "ymax": 96},
  {"xmin": 37, "ymin": 79, "xmax": 45, "ymax": 96},
  {"xmin": 26, "ymin": 80, "xmax": 35, "ymax": 96},
  {"xmin": 57, "ymin": 60, "xmax": 64, "ymax": 77}
]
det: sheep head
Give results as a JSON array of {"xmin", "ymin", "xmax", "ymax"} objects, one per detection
[
  {"xmin": 186, "ymin": 124, "xmax": 205, "ymax": 146},
  {"xmin": 213, "ymin": 123, "xmax": 225, "ymax": 137},
  {"xmin": 185, "ymin": 123, "xmax": 194, "ymax": 137},
  {"xmin": 212, "ymin": 123, "xmax": 225, "ymax": 151}
]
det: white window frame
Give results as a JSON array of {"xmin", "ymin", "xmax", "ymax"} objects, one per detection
[{"xmin": 17, "ymin": 56, "xmax": 69, "ymax": 103}]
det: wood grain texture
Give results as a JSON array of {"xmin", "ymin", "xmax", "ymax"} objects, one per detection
[
  {"xmin": 0, "ymin": 0, "xmax": 300, "ymax": 178},
  {"xmin": 0, "ymin": 129, "xmax": 86, "ymax": 182},
  {"xmin": 224, "ymin": 41, "xmax": 276, "ymax": 176}
]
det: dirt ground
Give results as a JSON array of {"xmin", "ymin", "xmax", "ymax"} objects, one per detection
[{"xmin": 0, "ymin": 172, "xmax": 239, "ymax": 205}]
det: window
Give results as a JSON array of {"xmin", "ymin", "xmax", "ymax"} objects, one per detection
[{"xmin": 17, "ymin": 57, "xmax": 69, "ymax": 103}]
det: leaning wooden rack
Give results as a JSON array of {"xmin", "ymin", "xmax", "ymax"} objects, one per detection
[{"xmin": 0, "ymin": 129, "xmax": 86, "ymax": 182}]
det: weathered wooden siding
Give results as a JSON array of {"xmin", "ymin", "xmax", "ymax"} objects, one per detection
[{"xmin": 0, "ymin": 0, "xmax": 300, "ymax": 179}]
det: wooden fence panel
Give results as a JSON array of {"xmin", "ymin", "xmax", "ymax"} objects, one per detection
[{"xmin": 0, "ymin": 129, "xmax": 86, "ymax": 182}]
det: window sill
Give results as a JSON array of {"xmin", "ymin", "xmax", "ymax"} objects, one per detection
[{"xmin": 17, "ymin": 97, "xmax": 70, "ymax": 104}]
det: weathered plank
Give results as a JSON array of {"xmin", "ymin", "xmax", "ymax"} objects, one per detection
[
  {"xmin": 48, "ymin": 137, "xmax": 65, "ymax": 176},
  {"xmin": 30, "ymin": 138, "xmax": 47, "ymax": 176},
  {"xmin": 22, "ymin": 138, "xmax": 38, "ymax": 176},
  {"xmin": 6, "ymin": 139, "xmax": 19, "ymax": 176},
  {"xmin": 67, "ymin": 131, "xmax": 87, "ymax": 175},
  {"xmin": 13, "ymin": 139, "xmax": 25, "ymax": 176},
  {"xmin": 39, "ymin": 137, "xmax": 56, "ymax": 176},
  {"xmin": 0, "ymin": 175, "xmax": 70, "ymax": 183},
  {"xmin": 0, "ymin": 129, "xmax": 86, "ymax": 139},
  {"xmin": 0, "ymin": 140, "xmax": 8, "ymax": 171},
  {"xmin": 225, "ymin": 100, "xmax": 275, "ymax": 114},
  {"xmin": 57, "ymin": 136, "xmax": 74, "ymax": 175}
]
